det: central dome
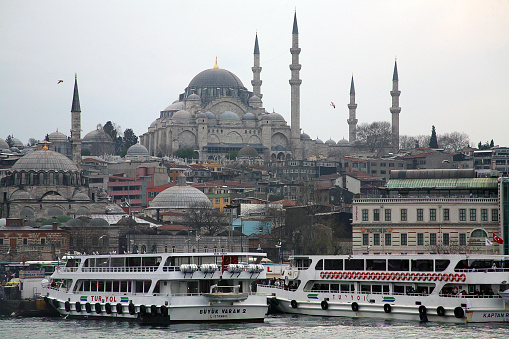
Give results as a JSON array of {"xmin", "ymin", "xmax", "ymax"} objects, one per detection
[
  {"xmin": 188, "ymin": 68, "xmax": 245, "ymax": 89},
  {"xmin": 12, "ymin": 149, "xmax": 78, "ymax": 172}
]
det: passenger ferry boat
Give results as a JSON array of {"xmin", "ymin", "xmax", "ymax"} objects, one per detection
[
  {"xmin": 258, "ymin": 254, "xmax": 509, "ymax": 323},
  {"xmin": 42, "ymin": 252, "xmax": 267, "ymax": 324}
]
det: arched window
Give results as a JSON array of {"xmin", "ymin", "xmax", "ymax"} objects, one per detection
[
  {"xmin": 164, "ymin": 246, "xmax": 168, "ymax": 253},
  {"xmin": 102, "ymin": 236, "xmax": 109, "ymax": 247},
  {"xmin": 151, "ymin": 245, "xmax": 157, "ymax": 253},
  {"xmin": 141, "ymin": 245, "xmax": 147, "ymax": 254},
  {"xmin": 471, "ymin": 229, "xmax": 487, "ymax": 238},
  {"xmin": 91, "ymin": 236, "xmax": 98, "ymax": 246}
]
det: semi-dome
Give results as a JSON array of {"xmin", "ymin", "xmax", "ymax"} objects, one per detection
[
  {"xmin": 238, "ymin": 145, "xmax": 258, "ymax": 158},
  {"xmin": 71, "ymin": 191, "xmax": 90, "ymax": 201},
  {"xmin": 325, "ymin": 138, "xmax": 336, "ymax": 145},
  {"xmin": 219, "ymin": 111, "xmax": 240, "ymax": 120},
  {"xmin": 149, "ymin": 175, "xmax": 212, "ymax": 209},
  {"xmin": 205, "ymin": 111, "xmax": 216, "ymax": 120},
  {"xmin": 172, "ymin": 110, "xmax": 192, "ymax": 121},
  {"xmin": 242, "ymin": 112, "xmax": 256, "ymax": 120},
  {"xmin": 10, "ymin": 189, "xmax": 34, "ymax": 200},
  {"xmin": 12, "ymin": 149, "xmax": 78, "ymax": 172},
  {"xmin": 0, "ymin": 138, "xmax": 8, "ymax": 149},
  {"xmin": 150, "ymin": 120, "xmax": 157, "ymax": 128},
  {"xmin": 126, "ymin": 143, "xmax": 149, "ymax": 156},
  {"xmin": 48, "ymin": 131, "xmax": 68, "ymax": 142},
  {"xmin": 188, "ymin": 68, "xmax": 245, "ymax": 89},
  {"xmin": 83, "ymin": 129, "xmax": 112, "ymax": 143},
  {"xmin": 268, "ymin": 113, "xmax": 286, "ymax": 122},
  {"xmin": 163, "ymin": 101, "xmax": 185, "ymax": 111}
]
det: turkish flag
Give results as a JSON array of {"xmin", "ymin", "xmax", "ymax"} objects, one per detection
[{"xmin": 493, "ymin": 233, "xmax": 504, "ymax": 244}]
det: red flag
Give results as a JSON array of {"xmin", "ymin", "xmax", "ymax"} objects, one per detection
[{"xmin": 493, "ymin": 233, "xmax": 504, "ymax": 244}]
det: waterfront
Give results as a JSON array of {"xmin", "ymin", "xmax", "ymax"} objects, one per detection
[{"xmin": 1, "ymin": 314, "xmax": 508, "ymax": 339}]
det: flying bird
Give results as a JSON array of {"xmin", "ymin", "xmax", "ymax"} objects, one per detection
[
  {"xmin": 57, "ymin": 80, "xmax": 63, "ymax": 84},
  {"xmin": 330, "ymin": 102, "xmax": 335, "ymax": 109}
]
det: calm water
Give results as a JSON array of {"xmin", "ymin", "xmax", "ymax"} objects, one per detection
[{"xmin": 1, "ymin": 314, "xmax": 508, "ymax": 339}]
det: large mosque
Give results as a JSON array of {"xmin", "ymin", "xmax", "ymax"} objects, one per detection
[{"xmin": 139, "ymin": 13, "xmax": 402, "ymax": 161}]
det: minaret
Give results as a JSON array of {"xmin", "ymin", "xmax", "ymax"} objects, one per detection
[
  {"xmin": 251, "ymin": 32, "xmax": 262, "ymax": 98},
  {"xmin": 289, "ymin": 11, "xmax": 302, "ymax": 159},
  {"xmin": 70, "ymin": 74, "xmax": 82, "ymax": 168},
  {"xmin": 347, "ymin": 75, "xmax": 358, "ymax": 143},
  {"xmin": 390, "ymin": 60, "xmax": 401, "ymax": 152}
]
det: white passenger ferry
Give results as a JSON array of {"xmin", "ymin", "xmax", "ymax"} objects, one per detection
[
  {"xmin": 42, "ymin": 252, "xmax": 267, "ymax": 324},
  {"xmin": 258, "ymin": 254, "xmax": 509, "ymax": 323}
]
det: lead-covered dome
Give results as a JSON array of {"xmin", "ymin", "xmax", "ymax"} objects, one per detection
[
  {"xmin": 48, "ymin": 131, "xmax": 68, "ymax": 142},
  {"xmin": 0, "ymin": 138, "xmax": 8, "ymax": 149},
  {"xmin": 127, "ymin": 143, "xmax": 149, "ymax": 156},
  {"xmin": 219, "ymin": 111, "xmax": 240, "ymax": 120},
  {"xmin": 12, "ymin": 149, "xmax": 78, "ymax": 172},
  {"xmin": 238, "ymin": 145, "xmax": 258, "ymax": 158},
  {"xmin": 149, "ymin": 175, "xmax": 212, "ymax": 209},
  {"xmin": 188, "ymin": 68, "xmax": 245, "ymax": 89}
]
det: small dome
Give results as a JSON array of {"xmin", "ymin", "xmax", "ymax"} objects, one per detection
[
  {"xmin": 301, "ymin": 133, "xmax": 311, "ymax": 140},
  {"xmin": 11, "ymin": 137, "xmax": 24, "ymax": 148},
  {"xmin": 71, "ymin": 191, "xmax": 90, "ymax": 201},
  {"xmin": 0, "ymin": 138, "xmax": 8, "ymax": 149},
  {"xmin": 48, "ymin": 131, "xmax": 68, "ymax": 142},
  {"xmin": 12, "ymin": 149, "xmax": 78, "ymax": 172},
  {"xmin": 238, "ymin": 146, "xmax": 258, "ymax": 158},
  {"xmin": 337, "ymin": 138, "xmax": 349, "ymax": 145},
  {"xmin": 197, "ymin": 112, "xmax": 207, "ymax": 119},
  {"xmin": 316, "ymin": 139, "xmax": 324, "ymax": 144},
  {"xmin": 205, "ymin": 111, "xmax": 216, "ymax": 120},
  {"xmin": 21, "ymin": 148, "xmax": 34, "ymax": 155},
  {"xmin": 261, "ymin": 114, "xmax": 271, "ymax": 121},
  {"xmin": 187, "ymin": 93, "xmax": 201, "ymax": 101},
  {"xmin": 105, "ymin": 204, "xmax": 125, "ymax": 214},
  {"xmin": 172, "ymin": 110, "xmax": 192, "ymax": 121},
  {"xmin": 65, "ymin": 218, "xmax": 87, "ymax": 227},
  {"xmin": 83, "ymin": 129, "xmax": 112, "ymax": 143},
  {"xmin": 163, "ymin": 101, "xmax": 185, "ymax": 111},
  {"xmin": 10, "ymin": 147, "xmax": 20, "ymax": 153},
  {"xmin": 10, "ymin": 190, "xmax": 34, "ymax": 200},
  {"xmin": 325, "ymin": 139, "xmax": 336, "ymax": 145},
  {"xmin": 127, "ymin": 143, "xmax": 149, "ymax": 156},
  {"xmin": 219, "ymin": 111, "xmax": 240, "ymax": 120},
  {"xmin": 242, "ymin": 113, "xmax": 256, "ymax": 120},
  {"xmin": 149, "ymin": 175, "xmax": 212, "ymax": 209},
  {"xmin": 248, "ymin": 95, "xmax": 262, "ymax": 103},
  {"xmin": 269, "ymin": 113, "xmax": 286, "ymax": 122},
  {"xmin": 150, "ymin": 120, "xmax": 157, "ymax": 128},
  {"xmin": 89, "ymin": 218, "xmax": 109, "ymax": 227}
]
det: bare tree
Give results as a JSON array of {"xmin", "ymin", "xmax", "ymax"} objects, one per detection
[
  {"xmin": 438, "ymin": 132, "xmax": 470, "ymax": 153},
  {"xmin": 356, "ymin": 121, "xmax": 392, "ymax": 155},
  {"xmin": 184, "ymin": 202, "xmax": 228, "ymax": 235}
]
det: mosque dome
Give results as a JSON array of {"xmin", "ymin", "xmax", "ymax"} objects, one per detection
[
  {"xmin": 11, "ymin": 137, "xmax": 24, "ymax": 148},
  {"xmin": 10, "ymin": 189, "xmax": 35, "ymax": 201},
  {"xmin": 242, "ymin": 112, "xmax": 256, "ymax": 120},
  {"xmin": 301, "ymin": 133, "xmax": 311, "ymax": 140},
  {"xmin": 205, "ymin": 111, "xmax": 216, "ymax": 120},
  {"xmin": 48, "ymin": 131, "xmax": 68, "ymax": 142},
  {"xmin": 172, "ymin": 110, "xmax": 192, "ymax": 121},
  {"xmin": 71, "ymin": 191, "xmax": 90, "ymax": 201},
  {"xmin": 238, "ymin": 145, "xmax": 258, "ymax": 158},
  {"xmin": 248, "ymin": 95, "xmax": 262, "ymax": 103},
  {"xmin": 337, "ymin": 138, "xmax": 349, "ymax": 145},
  {"xmin": 0, "ymin": 138, "xmax": 8, "ymax": 149},
  {"xmin": 149, "ymin": 175, "xmax": 212, "ymax": 209},
  {"xmin": 188, "ymin": 68, "xmax": 245, "ymax": 89},
  {"xmin": 187, "ymin": 93, "xmax": 201, "ymax": 101},
  {"xmin": 89, "ymin": 218, "xmax": 109, "ymax": 227},
  {"xmin": 150, "ymin": 120, "xmax": 157, "ymax": 128},
  {"xmin": 105, "ymin": 204, "xmax": 125, "ymax": 214},
  {"xmin": 325, "ymin": 139, "xmax": 336, "ymax": 146},
  {"xmin": 163, "ymin": 101, "xmax": 185, "ymax": 111},
  {"xmin": 126, "ymin": 143, "xmax": 149, "ymax": 156},
  {"xmin": 12, "ymin": 149, "xmax": 78, "ymax": 172},
  {"xmin": 83, "ymin": 128, "xmax": 112, "ymax": 144},
  {"xmin": 316, "ymin": 139, "xmax": 324, "ymax": 144},
  {"xmin": 219, "ymin": 111, "xmax": 240, "ymax": 120},
  {"xmin": 20, "ymin": 148, "xmax": 34, "ymax": 155},
  {"xmin": 10, "ymin": 147, "xmax": 20, "ymax": 153},
  {"xmin": 268, "ymin": 113, "xmax": 286, "ymax": 122},
  {"xmin": 197, "ymin": 112, "xmax": 207, "ymax": 119}
]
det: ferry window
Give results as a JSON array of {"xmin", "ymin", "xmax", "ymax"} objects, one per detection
[
  {"xmin": 135, "ymin": 280, "xmax": 151, "ymax": 293},
  {"xmin": 394, "ymin": 285, "xmax": 405, "ymax": 294},
  {"xmin": 91, "ymin": 281, "xmax": 98, "ymax": 292},
  {"xmin": 142, "ymin": 256, "xmax": 162, "ymax": 267},
  {"xmin": 443, "ymin": 208, "xmax": 449, "ymax": 221},
  {"xmin": 340, "ymin": 284, "xmax": 351, "ymax": 292},
  {"xmin": 105, "ymin": 280, "xmax": 112, "ymax": 292},
  {"xmin": 314, "ymin": 259, "xmax": 324, "ymax": 270},
  {"xmin": 366, "ymin": 259, "xmax": 386, "ymax": 271},
  {"xmin": 411, "ymin": 259, "xmax": 433, "ymax": 272},
  {"xmin": 97, "ymin": 258, "xmax": 110, "ymax": 267},
  {"xmin": 324, "ymin": 259, "xmax": 343, "ymax": 270},
  {"xmin": 153, "ymin": 281, "xmax": 160, "ymax": 294},
  {"xmin": 187, "ymin": 281, "xmax": 199, "ymax": 294},
  {"xmin": 127, "ymin": 257, "xmax": 141, "ymax": 267},
  {"xmin": 330, "ymin": 284, "xmax": 339, "ymax": 292},
  {"xmin": 84, "ymin": 258, "xmax": 94, "ymax": 267},
  {"xmin": 113, "ymin": 281, "xmax": 119, "ymax": 292},
  {"xmin": 388, "ymin": 259, "xmax": 409, "ymax": 271},
  {"xmin": 345, "ymin": 259, "xmax": 364, "ymax": 270},
  {"xmin": 360, "ymin": 284, "xmax": 371, "ymax": 294},
  {"xmin": 435, "ymin": 260, "xmax": 450, "ymax": 272},
  {"xmin": 120, "ymin": 281, "xmax": 128, "ymax": 292},
  {"xmin": 111, "ymin": 257, "xmax": 124, "ymax": 267}
]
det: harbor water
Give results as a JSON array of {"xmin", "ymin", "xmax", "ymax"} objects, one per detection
[{"xmin": 1, "ymin": 314, "xmax": 508, "ymax": 339}]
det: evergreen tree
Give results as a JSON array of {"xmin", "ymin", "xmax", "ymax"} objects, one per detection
[
  {"xmin": 429, "ymin": 125, "xmax": 438, "ymax": 149},
  {"xmin": 490, "ymin": 139, "xmax": 495, "ymax": 148}
]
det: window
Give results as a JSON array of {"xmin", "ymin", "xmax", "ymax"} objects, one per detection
[
  {"xmin": 223, "ymin": 198, "xmax": 228, "ymax": 203},
  {"xmin": 23, "ymin": 238, "xmax": 28, "ymax": 245},
  {"xmin": 481, "ymin": 209, "xmax": 488, "ymax": 221},
  {"xmin": 429, "ymin": 209, "xmax": 436, "ymax": 221},
  {"xmin": 443, "ymin": 208, "xmax": 450, "ymax": 221},
  {"xmin": 459, "ymin": 233, "xmax": 466, "ymax": 246},
  {"xmin": 471, "ymin": 229, "xmax": 487, "ymax": 238},
  {"xmin": 470, "ymin": 209, "xmax": 476, "ymax": 221},
  {"xmin": 373, "ymin": 209, "xmax": 380, "ymax": 221},
  {"xmin": 380, "ymin": 170, "xmax": 386, "ymax": 174},
  {"xmin": 41, "ymin": 238, "xmax": 46, "ymax": 245},
  {"xmin": 362, "ymin": 234, "xmax": 369, "ymax": 246},
  {"xmin": 430, "ymin": 233, "xmax": 436, "ymax": 245},
  {"xmin": 385, "ymin": 209, "xmax": 391, "ymax": 221},
  {"xmin": 417, "ymin": 209, "xmax": 423, "ymax": 221},
  {"xmin": 401, "ymin": 233, "xmax": 407, "ymax": 246},
  {"xmin": 373, "ymin": 234, "xmax": 380, "ymax": 246},
  {"xmin": 214, "ymin": 198, "xmax": 220, "ymax": 204},
  {"xmin": 389, "ymin": 163, "xmax": 395, "ymax": 167},
  {"xmin": 459, "ymin": 209, "xmax": 466, "ymax": 221},
  {"xmin": 492, "ymin": 209, "xmax": 499, "ymax": 221},
  {"xmin": 385, "ymin": 233, "xmax": 391, "ymax": 246},
  {"xmin": 417, "ymin": 233, "xmax": 424, "ymax": 246},
  {"xmin": 443, "ymin": 233, "xmax": 450, "ymax": 246},
  {"xmin": 362, "ymin": 209, "xmax": 369, "ymax": 221},
  {"xmin": 400, "ymin": 209, "xmax": 407, "ymax": 221},
  {"xmin": 380, "ymin": 163, "xmax": 386, "ymax": 167}
]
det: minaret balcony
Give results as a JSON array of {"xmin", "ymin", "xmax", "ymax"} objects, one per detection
[
  {"xmin": 289, "ymin": 64, "xmax": 302, "ymax": 71},
  {"xmin": 290, "ymin": 47, "xmax": 301, "ymax": 54}
]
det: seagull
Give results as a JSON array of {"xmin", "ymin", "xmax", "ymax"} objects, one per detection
[
  {"xmin": 330, "ymin": 102, "xmax": 335, "ymax": 109},
  {"xmin": 57, "ymin": 80, "xmax": 63, "ymax": 84}
]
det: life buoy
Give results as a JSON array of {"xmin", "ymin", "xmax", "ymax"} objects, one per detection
[
  {"xmin": 351, "ymin": 302, "xmax": 359, "ymax": 312},
  {"xmin": 404, "ymin": 272, "xmax": 411, "ymax": 280},
  {"xmin": 116, "ymin": 303, "xmax": 123, "ymax": 314},
  {"xmin": 442, "ymin": 273, "xmax": 449, "ymax": 282},
  {"xmin": 338, "ymin": 271, "xmax": 344, "ymax": 279},
  {"xmin": 291, "ymin": 300, "xmax": 298, "ymax": 309},
  {"xmin": 452, "ymin": 286, "xmax": 459, "ymax": 294},
  {"xmin": 437, "ymin": 306, "xmax": 446, "ymax": 316},
  {"xmin": 320, "ymin": 271, "xmax": 326, "ymax": 279},
  {"xmin": 105, "ymin": 303, "xmax": 112, "ymax": 314},
  {"xmin": 75, "ymin": 302, "xmax": 81, "ymax": 313},
  {"xmin": 346, "ymin": 272, "xmax": 352, "ymax": 279},
  {"xmin": 437, "ymin": 273, "xmax": 443, "ymax": 281},
  {"xmin": 85, "ymin": 302, "xmax": 91, "ymax": 313},
  {"xmin": 384, "ymin": 303, "xmax": 392, "ymax": 313},
  {"xmin": 139, "ymin": 304, "xmax": 146, "ymax": 315},
  {"xmin": 160, "ymin": 305, "xmax": 168, "ymax": 316},
  {"xmin": 128, "ymin": 303, "xmax": 136, "ymax": 315},
  {"xmin": 449, "ymin": 273, "xmax": 455, "ymax": 281},
  {"xmin": 460, "ymin": 273, "xmax": 466, "ymax": 282},
  {"xmin": 334, "ymin": 271, "xmax": 340, "ymax": 279},
  {"xmin": 95, "ymin": 302, "xmax": 102, "ymax": 314},
  {"xmin": 395, "ymin": 272, "xmax": 401, "ymax": 280},
  {"xmin": 390, "ymin": 272, "xmax": 396, "ymax": 280},
  {"xmin": 375, "ymin": 272, "xmax": 380, "ymax": 280},
  {"xmin": 380, "ymin": 272, "xmax": 386, "ymax": 280},
  {"xmin": 454, "ymin": 273, "xmax": 460, "ymax": 282},
  {"xmin": 410, "ymin": 273, "xmax": 416, "ymax": 281},
  {"xmin": 151, "ymin": 305, "xmax": 158, "ymax": 315},
  {"xmin": 454, "ymin": 307, "xmax": 464, "ymax": 318},
  {"xmin": 432, "ymin": 273, "xmax": 438, "ymax": 281},
  {"xmin": 419, "ymin": 305, "xmax": 427, "ymax": 316},
  {"xmin": 362, "ymin": 272, "xmax": 368, "ymax": 280},
  {"xmin": 321, "ymin": 300, "xmax": 329, "ymax": 310}
]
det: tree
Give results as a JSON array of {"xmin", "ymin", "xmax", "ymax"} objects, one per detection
[
  {"xmin": 44, "ymin": 134, "xmax": 50, "ymax": 142},
  {"xmin": 183, "ymin": 202, "xmax": 227, "ymax": 235},
  {"xmin": 174, "ymin": 148, "xmax": 198, "ymax": 159},
  {"xmin": 356, "ymin": 121, "xmax": 392, "ymax": 155},
  {"xmin": 123, "ymin": 128, "xmax": 138, "ymax": 149},
  {"xmin": 81, "ymin": 148, "xmax": 91, "ymax": 156},
  {"xmin": 429, "ymin": 125, "xmax": 438, "ymax": 149},
  {"xmin": 5, "ymin": 135, "xmax": 13, "ymax": 147},
  {"xmin": 28, "ymin": 138, "xmax": 39, "ymax": 146},
  {"xmin": 490, "ymin": 139, "xmax": 495, "ymax": 148},
  {"xmin": 103, "ymin": 121, "xmax": 123, "ymax": 155},
  {"xmin": 437, "ymin": 132, "xmax": 470, "ymax": 153},
  {"xmin": 226, "ymin": 150, "xmax": 238, "ymax": 160}
]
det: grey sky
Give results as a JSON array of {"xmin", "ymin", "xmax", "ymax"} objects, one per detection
[{"xmin": 1, "ymin": 0, "xmax": 508, "ymax": 148}]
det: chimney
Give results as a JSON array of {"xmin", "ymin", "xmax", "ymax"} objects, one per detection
[{"xmin": 52, "ymin": 222, "xmax": 58, "ymax": 230}]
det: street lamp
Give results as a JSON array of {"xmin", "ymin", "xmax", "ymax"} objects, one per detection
[{"xmin": 275, "ymin": 240, "xmax": 282, "ymax": 264}]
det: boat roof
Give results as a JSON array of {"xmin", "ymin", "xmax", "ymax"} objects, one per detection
[{"xmin": 63, "ymin": 252, "xmax": 267, "ymax": 259}]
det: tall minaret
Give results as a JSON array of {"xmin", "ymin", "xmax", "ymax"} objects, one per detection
[
  {"xmin": 70, "ymin": 74, "xmax": 82, "ymax": 168},
  {"xmin": 390, "ymin": 60, "xmax": 401, "ymax": 152},
  {"xmin": 347, "ymin": 75, "xmax": 358, "ymax": 143},
  {"xmin": 251, "ymin": 32, "xmax": 262, "ymax": 98},
  {"xmin": 290, "ymin": 11, "xmax": 302, "ymax": 159}
]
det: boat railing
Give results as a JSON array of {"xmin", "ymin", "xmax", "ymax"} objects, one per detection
[
  {"xmin": 58, "ymin": 267, "xmax": 79, "ymax": 273},
  {"xmin": 455, "ymin": 268, "xmax": 508, "ymax": 273},
  {"xmin": 80, "ymin": 266, "xmax": 158, "ymax": 273},
  {"xmin": 439, "ymin": 293, "xmax": 501, "ymax": 299}
]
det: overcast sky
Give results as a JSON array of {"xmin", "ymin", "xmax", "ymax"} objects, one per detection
[{"xmin": 1, "ymin": 0, "xmax": 508, "ymax": 148}]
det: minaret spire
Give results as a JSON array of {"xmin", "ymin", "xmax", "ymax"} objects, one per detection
[
  {"xmin": 347, "ymin": 75, "xmax": 358, "ymax": 143},
  {"xmin": 390, "ymin": 59, "xmax": 401, "ymax": 152},
  {"xmin": 251, "ymin": 31, "xmax": 262, "ymax": 99},
  {"xmin": 70, "ymin": 74, "xmax": 82, "ymax": 168},
  {"xmin": 290, "ymin": 11, "xmax": 302, "ymax": 160}
]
